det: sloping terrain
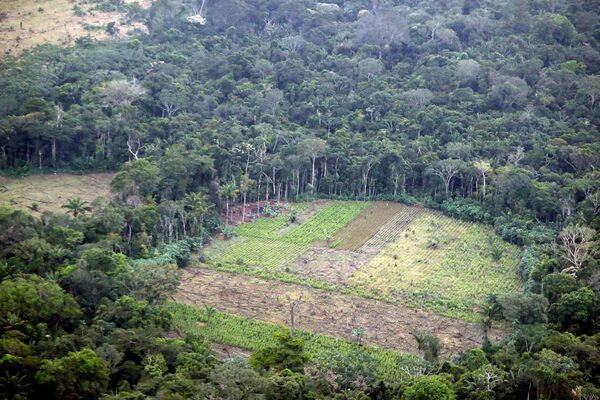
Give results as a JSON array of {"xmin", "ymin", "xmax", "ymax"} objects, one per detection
[
  {"xmin": 176, "ymin": 268, "xmax": 505, "ymax": 356},
  {"xmin": 0, "ymin": 173, "xmax": 113, "ymax": 213},
  {"xmin": 177, "ymin": 200, "xmax": 520, "ymax": 357},
  {"xmin": 0, "ymin": 0, "xmax": 151, "ymax": 55}
]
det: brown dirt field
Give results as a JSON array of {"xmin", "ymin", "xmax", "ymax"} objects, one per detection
[
  {"xmin": 360, "ymin": 205, "xmax": 433, "ymax": 251},
  {"xmin": 0, "ymin": 0, "xmax": 152, "ymax": 56},
  {"xmin": 176, "ymin": 268, "xmax": 506, "ymax": 357},
  {"xmin": 0, "ymin": 173, "xmax": 114, "ymax": 214},
  {"xmin": 332, "ymin": 202, "xmax": 412, "ymax": 251},
  {"xmin": 211, "ymin": 343, "xmax": 252, "ymax": 360},
  {"xmin": 287, "ymin": 246, "xmax": 377, "ymax": 285}
]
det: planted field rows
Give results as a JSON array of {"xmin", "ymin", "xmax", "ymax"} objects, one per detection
[
  {"xmin": 349, "ymin": 213, "xmax": 522, "ymax": 314},
  {"xmin": 166, "ymin": 301, "xmax": 422, "ymax": 382},
  {"xmin": 176, "ymin": 269, "xmax": 502, "ymax": 357},
  {"xmin": 331, "ymin": 202, "xmax": 413, "ymax": 250},
  {"xmin": 196, "ymin": 200, "xmax": 522, "ymax": 321},
  {"xmin": 209, "ymin": 201, "xmax": 368, "ymax": 270},
  {"xmin": 360, "ymin": 205, "xmax": 430, "ymax": 251}
]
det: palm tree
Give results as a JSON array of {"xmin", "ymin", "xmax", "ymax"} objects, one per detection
[
  {"xmin": 184, "ymin": 191, "xmax": 213, "ymax": 235},
  {"xmin": 219, "ymin": 183, "xmax": 238, "ymax": 225},
  {"xmin": 61, "ymin": 197, "xmax": 92, "ymax": 217},
  {"xmin": 239, "ymin": 175, "xmax": 254, "ymax": 223}
]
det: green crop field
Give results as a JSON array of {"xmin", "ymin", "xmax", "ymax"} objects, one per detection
[
  {"xmin": 166, "ymin": 301, "xmax": 422, "ymax": 382},
  {"xmin": 349, "ymin": 213, "xmax": 522, "ymax": 314},
  {"xmin": 209, "ymin": 201, "xmax": 369, "ymax": 269},
  {"xmin": 198, "ymin": 201, "xmax": 523, "ymax": 322}
]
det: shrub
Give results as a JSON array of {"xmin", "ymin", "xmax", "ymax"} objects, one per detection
[
  {"xmin": 402, "ymin": 376, "xmax": 455, "ymax": 400},
  {"xmin": 441, "ymin": 199, "xmax": 491, "ymax": 223}
]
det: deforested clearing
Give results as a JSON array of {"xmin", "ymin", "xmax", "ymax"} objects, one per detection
[{"xmin": 195, "ymin": 200, "xmax": 522, "ymax": 321}]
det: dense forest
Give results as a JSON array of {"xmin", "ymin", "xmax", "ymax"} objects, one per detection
[{"xmin": 1, "ymin": 0, "xmax": 599, "ymax": 399}]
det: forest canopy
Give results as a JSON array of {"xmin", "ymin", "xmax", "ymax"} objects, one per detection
[{"xmin": 0, "ymin": 0, "xmax": 599, "ymax": 399}]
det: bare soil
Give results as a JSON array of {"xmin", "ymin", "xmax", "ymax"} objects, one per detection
[
  {"xmin": 332, "ymin": 202, "xmax": 412, "ymax": 250},
  {"xmin": 210, "ymin": 343, "xmax": 252, "ymax": 360},
  {"xmin": 176, "ymin": 268, "xmax": 506, "ymax": 357},
  {"xmin": 287, "ymin": 246, "xmax": 377, "ymax": 285}
]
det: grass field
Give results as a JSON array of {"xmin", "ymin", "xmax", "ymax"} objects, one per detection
[
  {"xmin": 0, "ymin": 0, "xmax": 150, "ymax": 55},
  {"xmin": 0, "ymin": 173, "xmax": 113, "ymax": 214}
]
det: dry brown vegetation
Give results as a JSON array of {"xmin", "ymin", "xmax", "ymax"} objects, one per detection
[
  {"xmin": 0, "ymin": 0, "xmax": 152, "ymax": 55},
  {"xmin": 176, "ymin": 268, "xmax": 505, "ymax": 356},
  {"xmin": 0, "ymin": 173, "xmax": 113, "ymax": 213}
]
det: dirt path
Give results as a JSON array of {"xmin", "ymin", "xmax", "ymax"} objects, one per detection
[{"xmin": 175, "ymin": 268, "xmax": 506, "ymax": 357}]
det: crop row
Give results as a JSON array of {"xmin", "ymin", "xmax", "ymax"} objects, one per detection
[
  {"xmin": 349, "ymin": 213, "xmax": 521, "ymax": 315},
  {"xmin": 283, "ymin": 201, "xmax": 369, "ymax": 245},
  {"xmin": 360, "ymin": 206, "xmax": 430, "ymax": 251},
  {"xmin": 209, "ymin": 201, "xmax": 368, "ymax": 269},
  {"xmin": 212, "ymin": 237, "xmax": 307, "ymax": 270},
  {"xmin": 166, "ymin": 301, "xmax": 422, "ymax": 382}
]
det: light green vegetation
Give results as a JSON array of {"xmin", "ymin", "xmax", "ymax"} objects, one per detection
[
  {"xmin": 0, "ymin": 173, "xmax": 113, "ymax": 214},
  {"xmin": 167, "ymin": 301, "xmax": 422, "ymax": 382},
  {"xmin": 283, "ymin": 201, "xmax": 370, "ymax": 245},
  {"xmin": 349, "ymin": 213, "xmax": 522, "ymax": 313},
  {"xmin": 213, "ymin": 238, "xmax": 307, "ymax": 270},
  {"xmin": 210, "ymin": 201, "xmax": 368, "ymax": 269},
  {"xmin": 200, "ymin": 201, "xmax": 522, "ymax": 321},
  {"xmin": 0, "ymin": 0, "xmax": 149, "ymax": 55}
]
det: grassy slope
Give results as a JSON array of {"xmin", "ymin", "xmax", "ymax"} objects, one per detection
[
  {"xmin": 350, "ymin": 213, "xmax": 522, "ymax": 312},
  {"xmin": 0, "ymin": 0, "xmax": 150, "ymax": 55},
  {"xmin": 200, "ymin": 201, "xmax": 521, "ymax": 320},
  {"xmin": 0, "ymin": 173, "xmax": 113, "ymax": 213}
]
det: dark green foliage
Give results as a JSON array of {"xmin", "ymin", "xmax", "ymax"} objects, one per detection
[
  {"xmin": 0, "ymin": 275, "xmax": 82, "ymax": 336},
  {"xmin": 249, "ymin": 331, "xmax": 310, "ymax": 374},
  {"xmin": 0, "ymin": 0, "xmax": 599, "ymax": 398},
  {"xmin": 488, "ymin": 293, "xmax": 549, "ymax": 324},
  {"xmin": 35, "ymin": 348, "xmax": 109, "ymax": 400},
  {"xmin": 557, "ymin": 287, "xmax": 597, "ymax": 333},
  {"xmin": 542, "ymin": 273, "xmax": 578, "ymax": 304},
  {"xmin": 440, "ymin": 199, "xmax": 491, "ymax": 223},
  {"xmin": 402, "ymin": 376, "xmax": 455, "ymax": 400}
]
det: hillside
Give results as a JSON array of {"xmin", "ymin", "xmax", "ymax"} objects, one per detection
[
  {"xmin": 0, "ymin": 0, "xmax": 599, "ymax": 399},
  {"xmin": 0, "ymin": 172, "xmax": 113, "ymax": 213},
  {"xmin": 0, "ymin": 0, "xmax": 151, "ymax": 55}
]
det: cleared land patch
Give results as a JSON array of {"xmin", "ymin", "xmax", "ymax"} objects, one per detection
[
  {"xmin": 199, "ymin": 200, "xmax": 522, "ymax": 321},
  {"xmin": 167, "ymin": 300, "xmax": 421, "ymax": 382},
  {"xmin": 349, "ymin": 213, "xmax": 522, "ymax": 314},
  {"xmin": 0, "ymin": 173, "xmax": 113, "ymax": 214},
  {"xmin": 176, "ymin": 269, "xmax": 504, "ymax": 357},
  {"xmin": 331, "ymin": 202, "xmax": 411, "ymax": 250},
  {"xmin": 0, "ymin": 0, "xmax": 150, "ymax": 55},
  {"xmin": 287, "ymin": 247, "xmax": 373, "ymax": 285}
]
